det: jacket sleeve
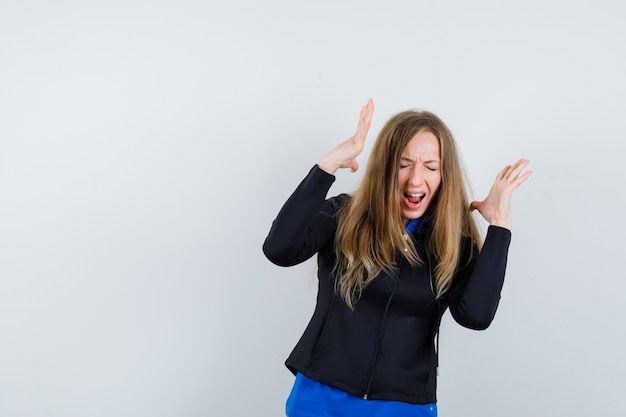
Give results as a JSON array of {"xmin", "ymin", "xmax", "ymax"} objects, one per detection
[
  {"xmin": 446, "ymin": 226, "xmax": 512, "ymax": 330},
  {"xmin": 262, "ymin": 165, "xmax": 345, "ymax": 267}
]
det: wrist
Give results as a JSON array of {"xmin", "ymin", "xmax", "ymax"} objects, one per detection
[
  {"xmin": 318, "ymin": 159, "xmax": 338, "ymax": 175},
  {"xmin": 489, "ymin": 219, "xmax": 511, "ymax": 230}
]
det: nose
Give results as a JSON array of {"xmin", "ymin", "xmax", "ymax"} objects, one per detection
[{"xmin": 409, "ymin": 166, "xmax": 424, "ymax": 186}]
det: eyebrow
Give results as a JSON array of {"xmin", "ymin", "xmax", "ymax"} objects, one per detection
[{"xmin": 400, "ymin": 156, "xmax": 440, "ymax": 164}]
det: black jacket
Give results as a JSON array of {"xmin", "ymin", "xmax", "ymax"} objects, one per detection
[{"xmin": 263, "ymin": 165, "xmax": 511, "ymax": 404}]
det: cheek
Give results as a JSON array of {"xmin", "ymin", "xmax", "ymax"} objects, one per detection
[
  {"xmin": 397, "ymin": 172, "xmax": 408, "ymax": 191},
  {"xmin": 429, "ymin": 174, "xmax": 442, "ymax": 193}
]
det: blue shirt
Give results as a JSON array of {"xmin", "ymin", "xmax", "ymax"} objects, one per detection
[
  {"xmin": 405, "ymin": 217, "xmax": 422, "ymax": 233},
  {"xmin": 286, "ymin": 372, "xmax": 437, "ymax": 417}
]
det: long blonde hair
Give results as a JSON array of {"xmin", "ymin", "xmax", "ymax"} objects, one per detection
[{"xmin": 334, "ymin": 110, "xmax": 481, "ymax": 308}]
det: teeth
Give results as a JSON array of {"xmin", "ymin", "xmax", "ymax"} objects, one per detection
[{"xmin": 407, "ymin": 193, "xmax": 425, "ymax": 198}]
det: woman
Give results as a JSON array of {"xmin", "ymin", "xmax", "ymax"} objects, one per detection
[{"xmin": 263, "ymin": 99, "xmax": 531, "ymax": 416}]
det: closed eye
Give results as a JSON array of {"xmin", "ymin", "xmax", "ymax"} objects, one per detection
[{"xmin": 400, "ymin": 157, "xmax": 413, "ymax": 169}]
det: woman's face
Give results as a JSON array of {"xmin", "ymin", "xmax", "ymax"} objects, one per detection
[{"xmin": 397, "ymin": 130, "xmax": 442, "ymax": 221}]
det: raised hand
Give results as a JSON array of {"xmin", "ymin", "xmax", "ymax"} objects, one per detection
[
  {"xmin": 470, "ymin": 159, "xmax": 532, "ymax": 230},
  {"xmin": 318, "ymin": 98, "xmax": 374, "ymax": 175}
]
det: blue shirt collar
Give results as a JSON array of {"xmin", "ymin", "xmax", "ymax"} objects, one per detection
[{"xmin": 404, "ymin": 218, "xmax": 421, "ymax": 233}]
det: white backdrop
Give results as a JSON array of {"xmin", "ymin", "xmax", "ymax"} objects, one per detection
[{"xmin": 1, "ymin": 1, "xmax": 625, "ymax": 416}]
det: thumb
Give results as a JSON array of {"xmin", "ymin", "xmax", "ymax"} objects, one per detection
[
  {"xmin": 469, "ymin": 200, "xmax": 479, "ymax": 211},
  {"xmin": 349, "ymin": 160, "xmax": 359, "ymax": 172}
]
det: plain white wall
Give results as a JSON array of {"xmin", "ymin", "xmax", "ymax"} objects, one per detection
[{"xmin": 1, "ymin": 0, "xmax": 624, "ymax": 416}]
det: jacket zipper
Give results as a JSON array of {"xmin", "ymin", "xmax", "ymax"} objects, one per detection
[{"xmin": 362, "ymin": 260, "xmax": 401, "ymax": 399}]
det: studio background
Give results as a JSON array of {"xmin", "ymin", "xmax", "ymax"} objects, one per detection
[{"xmin": 0, "ymin": 1, "xmax": 624, "ymax": 416}]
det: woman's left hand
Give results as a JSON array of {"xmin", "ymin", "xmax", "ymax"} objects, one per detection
[{"xmin": 470, "ymin": 159, "xmax": 532, "ymax": 230}]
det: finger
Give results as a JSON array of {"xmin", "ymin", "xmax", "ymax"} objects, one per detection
[
  {"xmin": 358, "ymin": 101, "xmax": 373, "ymax": 128},
  {"xmin": 510, "ymin": 169, "xmax": 532, "ymax": 187},
  {"xmin": 508, "ymin": 159, "xmax": 530, "ymax": 178},
  {"xmin": 346, "ymin": 159, "xmax": 359, "ymax": 172},
  {"xmin": 505, "ymin": 159, "xmax": 530, "ymax": 184},
  {"xmin": 496, "ymin": 165, "xmax": 512, "ymax": 181},
  {"xmin": 355, "ymin": 99, "xmax": 374, "ymax": 140},
  {"xmin": 497, "ymin": 159, "xmax": 530, "ymax": 183},
  {"xmin": 469, "ymin": 200, "xmax": 480, "ymax": 211}
]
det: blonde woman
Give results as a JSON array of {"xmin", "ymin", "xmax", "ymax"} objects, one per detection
[{"xmin": 263, "ymin": 99, "xmax": 531, "ymax": 417}]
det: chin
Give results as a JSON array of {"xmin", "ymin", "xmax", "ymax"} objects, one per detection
[{"xmin": 403, "ymin": 210, "xmax": 424, "ymax": 220}]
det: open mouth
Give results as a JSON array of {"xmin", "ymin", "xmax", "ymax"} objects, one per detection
[{"xmin": 404, "ymin": 192, "xmax": 425, "ymax": 206}]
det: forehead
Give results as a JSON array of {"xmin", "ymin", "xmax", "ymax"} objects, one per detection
[{"xmin": 401, "ymin": 130, "xmax": 440, "ymax": 158}]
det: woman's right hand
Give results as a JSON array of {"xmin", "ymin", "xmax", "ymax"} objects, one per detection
[{"xmin": 318, "ymin": 98, "xmax": 374, "ymax": 175}]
